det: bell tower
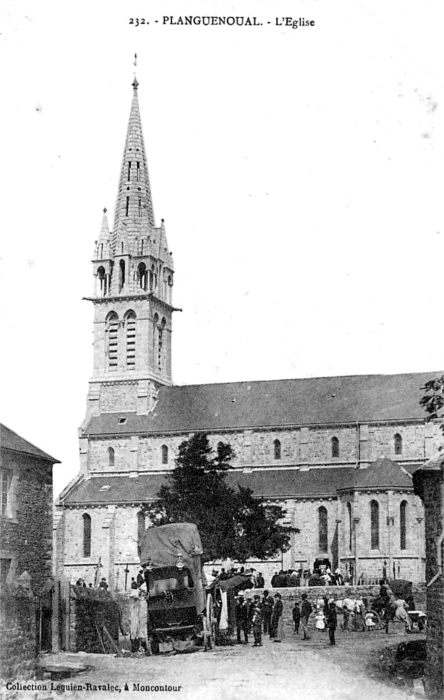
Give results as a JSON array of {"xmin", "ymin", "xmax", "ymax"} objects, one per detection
[{"xmin": 83, "ymin": 77, "xmax": 176, "ymax": 420}]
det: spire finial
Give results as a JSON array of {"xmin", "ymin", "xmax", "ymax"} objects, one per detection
[
  {"xmin": 132, "ymin": 75, "xmax": 139, "ymax": 91},
  {"xmin": 103, "ymin": 207, "xmax": 107, "ymax": 214}
]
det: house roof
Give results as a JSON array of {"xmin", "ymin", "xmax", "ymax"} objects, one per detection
[
  {"xmin": 84, "ymin": 371, "xmax": 441, "ymax": 436},
  {"xmin": 62, "ymin": 458, "xmax": 414, "ymax": 506},
  {"xmin": 0, "ymin": 424, "xmax": 60, "ymax": 463},
  {"xmin": 412, "ymin": 451, "xmax": 444, "ymax": 498}
]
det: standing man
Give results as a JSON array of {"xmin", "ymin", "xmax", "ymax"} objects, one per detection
[
  {"xmin": 301, "ymin": 593, "xmax": 312, "ymax": 640},
  {"xmin": 262, "ymin": 590, "xmax": 274, "ymax": 635},
  {"xmin": 236, "ymin": 595, "xmax": 250, "ymax": 644},
  {"xmin": 326, "ymin": 601, "xmax": 337, "ymax": 646},
  {"xmin": 292, "ymin": 602, "xmax": 301, "ymax": 634},
  {"xmin": 250, "ymin": 595, "xmax": 264, "ymax": 647}
]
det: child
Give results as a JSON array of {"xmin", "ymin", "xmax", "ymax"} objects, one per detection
[
  {"xmin": 315, "ymin": 607, "xmax": 326, "ymax": 631},
  {"xmin": 365, "ymin": 611, "xmax": 376, "ymax": 631},
  {"xmin": 292, "ymin": 602, "xmax": 301, "ymax": 634}
]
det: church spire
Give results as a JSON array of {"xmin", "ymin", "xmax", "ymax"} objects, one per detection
[{"xmin": 112, "ymin": 76, "xmax": 155, "ymax": 251}]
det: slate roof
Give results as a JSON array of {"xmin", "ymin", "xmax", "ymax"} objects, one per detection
[
  {"xmin": 0, "ymin": 423, "xmax": 60, "ymax": 463},
  {"xmin": 62, "ymin": 458, "xmax": 413, "ymax": 505},
  {"xmin": 84, "ymin": 371, "xmax": 441, "ymax": 436}
]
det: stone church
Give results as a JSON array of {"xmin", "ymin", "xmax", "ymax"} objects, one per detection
[{"xmin": 54, "ymin": 77, "xmax": 442, "ymax": 589}]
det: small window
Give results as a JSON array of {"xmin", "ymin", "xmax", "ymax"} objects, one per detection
[
  {"xmin": 0, "ymin": 558, "xmax": 12, "ymax": 587},
  {"xmin": 274, "ymin": 439, "xmax": 281, "ymax": 460},
  {"xmin": 1, "ymin": 469, "xmax": 13, "ymax": 517},
  {"xmin": 83, "ymin": 514, "xmax": 91, "ymax": 558},
  {"xmin": 100, "ymin": 484, "xmax": 111, "ymax": 492},
  {"xmin": 136, "ymin": 161, "xmax": 140, "ymax": 182},
  {"xmin": 128, "ymin": 162, "xmax": 131, "ymax": 181},
  {"xmin": 331, "ymin": 436, "xmax": 339, "ymax": 458},
  {"xmin": 108, "ymin": 447, "xmax": 115, "ymax": 467},
  {"xmin": 394, "ymin": 433, "xmax": 403, "ymax": 455},
  {"xmin": 161, "ymin": 445, "xmax": 168, "ymax": 465},
  {"xmin": 118, "ymin": 417, "xmax": 127, "ymax": 425},
  {"xmin": 400, "ymin": 501, "xmax": 407, "ymax": 550},
  {"xmin": 126, "ymin": 197, "xmax": 129, "ymax": 217}
]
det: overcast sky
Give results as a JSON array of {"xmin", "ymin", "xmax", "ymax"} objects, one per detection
[{"xmin": 1, "ymin": 0, "xmax": 442, "ymax": 498}]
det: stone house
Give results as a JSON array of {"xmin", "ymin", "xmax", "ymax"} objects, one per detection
[
  {"xmin": 0, "ymin": 423, "xmax": 60, "ymax": 679},
  {"xmin": 54, "ymin": 76, "xmax": 443, "ymax": 590}
]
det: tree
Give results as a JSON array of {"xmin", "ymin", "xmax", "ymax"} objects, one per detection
[
  {"xmin": 143, "ymin": 433, "xmax": 291, "ymax": 562},
  {"xmin": 420, "ymin": 375, "xmax": 444, "ymax": 439}
]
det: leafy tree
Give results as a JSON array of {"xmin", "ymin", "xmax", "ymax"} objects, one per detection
[
  {"xmin": 420, "ymin": 375, "xmax": 444, "ymax": 439},
  {"xmin": 143, "ymin": 433, "xmax": 291, "ymax": 562}
]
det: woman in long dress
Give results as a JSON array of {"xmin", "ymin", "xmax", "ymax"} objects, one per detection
[{"xmin": 271, "ymin": 593, "xmax": 285, "ymax": 642}]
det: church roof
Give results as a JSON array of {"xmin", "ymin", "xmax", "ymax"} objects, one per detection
[
  {"xmin": 85, "ymin": 371, "xmax": 441, "ymax": 436},
  {"xmin": 336, "ymin": 457, "xmax": 413, "ymax": 491},
  {"xmin": 62, "ymin": 458, "xmax": 414, "ymax": 506},
  {"xmin": 0, "ymin": 423, "xmax": 60, "ymax": 463}
]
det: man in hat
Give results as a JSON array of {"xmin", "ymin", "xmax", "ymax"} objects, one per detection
[
  {"xmin": 249, "ymin": 595, "xmax": 264, "ymax": 647},
  {"xmin": 301, "ymin": 593, "xmax": 312, "ymax": 640},
  {"xmin": 326, "ymin": 601, "xmax": 337, "ymax": 645},
  {"xmin": 236, "ymin": 594, "xmax": 250, "ymax": 644}
]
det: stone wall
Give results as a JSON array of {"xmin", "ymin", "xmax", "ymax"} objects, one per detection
[
  {"xmin": 68, "ymin": 586, "xmax": 120, "ymax": 653},
  {"xmin": 0, "ymin": 591, "xmax": 36, "ymax": 682},
  {"xmin": 84, "ymin": 421, "xmax": 442, "ymax": 475}
]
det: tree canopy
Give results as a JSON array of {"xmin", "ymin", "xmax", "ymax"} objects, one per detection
[
  {"xmin": 143, "ymin": 433, "xmax": 291, "ymax": 562},
  {"xmin": 420, "ymin": 375, "xmax": 444, "ymax": 438}
]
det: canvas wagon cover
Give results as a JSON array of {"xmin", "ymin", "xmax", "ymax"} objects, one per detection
[{"xmin": 139, "ymin": 523, "xmax": 205, "ymax": 613}]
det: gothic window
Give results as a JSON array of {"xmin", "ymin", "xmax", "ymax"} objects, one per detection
[
  {"xmin": 394, "ymin": 433, "xmax": 403, "ymax": 455},
  {"xmin": 161, "ymin": 445, "xmax": 168, "ymax": 465},
  {"xmin": 97, "ymin": 266, "xmax": 106, "ymax": 297},
  {"xmin": 100, "ymin": 243, "xmax": 103, "ymax": 259},
  {"xmin": 108, "ymin": 447, "xmax": 115, "ymax": 467},
  {"xmin": 1, "ymin": 469, "xmax": 12, "ymax": 517},
  {"xmin": 83, "ymin": 514, "xmax": 91, "ymax": 557},
  {"xmin": 400, "ymin": 501, "xmax": 407, "ymax": 550},
  {"xmin": 274, "ymin": 439, "xmax": 281, "ymax": 460},
  {"xmin": 125, "ymin": 311, "xmax": 136, "ymax": 368},
  {"xmin": 138, "ymin": 263, "xmax": 147, "ymax": 291},
  {"xmin": 331, "ymin": 436, "xmax": 340, "ymax": 458},
  {"xmin": 370, "ymin": 500, "xmax": 379, "ymax": 549},
  {"xmin": 119, "ymin": 259, "xmax": 125, "ymax": 291},
  {"xmin": 347, "ymin": 502, "xmax": 352, "ymax": 551},
  {"xmin": 318, "ymin": 506, "xmax": 328, "ymax": 552},
  {"xmin": 106, "ymin": 312, "xmax": 119, "ymax": 371},
  {"xmin": 157, "ymin": 317, "xmax": 166, "ymax": 372},
  {"xmin": 150, "ymin": 265, "xmax": 155, "ymax": 291}
]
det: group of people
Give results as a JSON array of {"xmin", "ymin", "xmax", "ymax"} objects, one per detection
[
  {"xmin": 270, "ymin": 566, "xmax": 345, "ymax": 588},
  {"xmin": 235, "ymin": 590, "xmax": 284, "ymax": 647},
  {"xmin": 235, "ymin": 590, "xmax": 339, "ymax": 647},
  {"xmin": 75, "ymin": 577, "xmax": 109, "ymax": 590}
]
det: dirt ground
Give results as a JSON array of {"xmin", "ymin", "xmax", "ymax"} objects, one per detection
[{"xmin": 32, "ymin": 625, "xmax": 426, "ymax": 700}]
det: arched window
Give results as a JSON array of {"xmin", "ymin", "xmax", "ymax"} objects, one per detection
[
  {"xmin": 106, "ymin": 312, "xmax": 119, "ymax": 370},
  {"xmin": 83, "ymin": 514, "xmax": 91, "ymax": 557},
  {"xmin": 108, "ymin": 447, "xmax": 115, "ymax": 467},
  {"xmin": 97, "ymin": 266, "xmax": 106, "ymax": 297},
  {"xmin": 394, "ymin": 433, "xmax": 403, "ymax": 456},
  {"xmin": 331, "ymin": 436, "xmax": 340, "ymax": 458},
  {"xmin": 137, "ymin": 511, "xmax": 145, "ymax": 556},
  {"xmin": 125, "ymin": 311, "xmax": 136, "ymax": 368},
  {"xmin": 347, "ymin": 502, "xmax": 352, "ymax": 551},
  {"xmin": 119, "ymin": 259, "xmax": 125, "ymax": 291},
  {"xmin": 370, "ymin": 500, "xmax": 379, "ymax": 549},
  {"xmin": 161, "ymin": 445, "xmax": 168, "ymax": 465},
  {"xmin": 274, "ymin": 439, "xmax": 281, "ymax": 460},
  {"xmin": 400, "ymin": 501, "xmax": 407, "ymax": 550},
  {"xmin": 318, "ymin": 506, "xmax": 328, "ymax": 552},
  {"xmin": 138, "ymin": 262, "xmax": 147, "ymax": 291}
]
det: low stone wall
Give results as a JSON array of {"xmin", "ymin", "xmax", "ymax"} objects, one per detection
[
  {"xmin": 0, "ymin": 591, "xmax": 36, "ymax": 682},
  {"xmin": 68, "ymin": 587, "xmax": 120, "ymax": 653}
]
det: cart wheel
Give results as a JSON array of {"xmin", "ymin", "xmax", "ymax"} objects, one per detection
[
  {"xmin": 205, "ymin": 593, "xmax": 216, "ymax": 650},
  {"xmin": 372, "ymin": 611, "xmax": 384, "ymax": 630}
]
